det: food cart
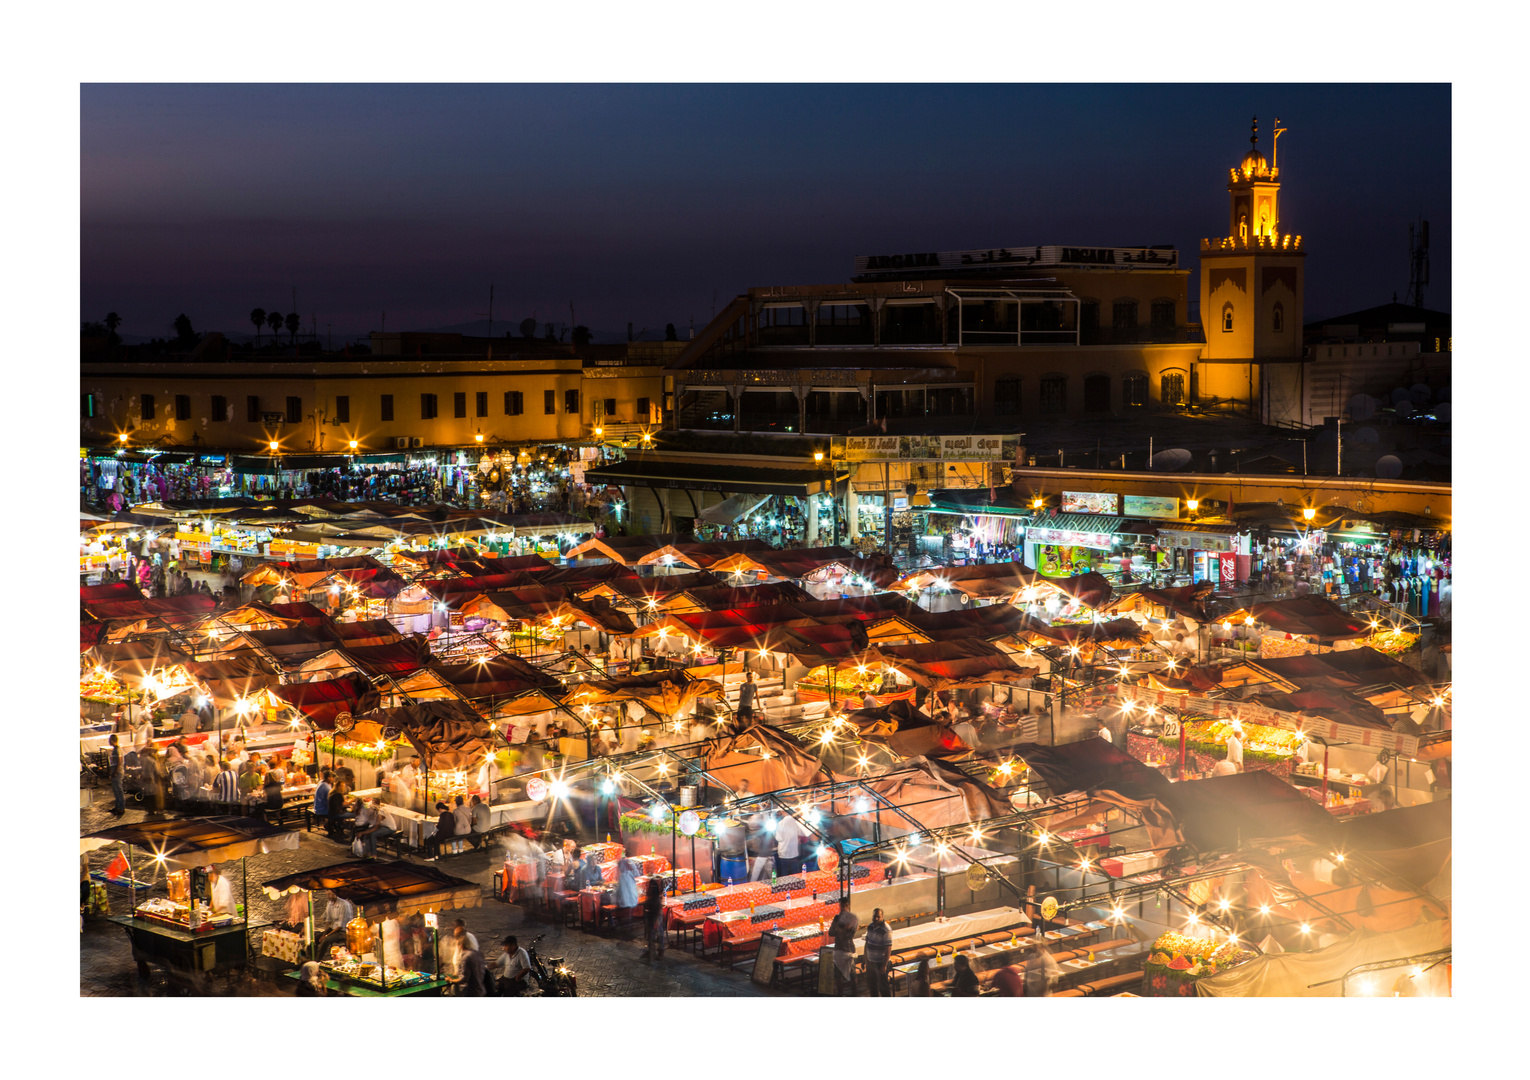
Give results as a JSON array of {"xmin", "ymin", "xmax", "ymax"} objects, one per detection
[
  {"xmin": 83, "ymin": 816, "xmax": 299, "ymax": 981},
  {"xmin": 261, "ymin": 860, "xmax": 482, "ymax": 996}
]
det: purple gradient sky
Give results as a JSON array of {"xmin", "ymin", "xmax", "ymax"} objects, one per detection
[{"xmin": 81, "ymin": 84, "xmax": 1450, "ymax": 342}]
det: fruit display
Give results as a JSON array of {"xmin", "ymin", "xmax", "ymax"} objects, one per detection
[
  {"xmin": 1143, "ymin": 931, "xmax": 1253, "ymax": 997},
  {"xmin": 1366, "ymin": 628, "xmax": 1419, "ymax": 656},
  {"xmin": 1156, "ymin": 719, "xmax": 1301, "ymax": 765},
  {"xmin": 80, "ymin": 667, "xmax": 134, "ymax": 705}
]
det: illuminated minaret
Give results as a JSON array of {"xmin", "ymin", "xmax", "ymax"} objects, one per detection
[{"xmin": 1199, "ymin": 117, "xmax": 1306, "ymax": 422}]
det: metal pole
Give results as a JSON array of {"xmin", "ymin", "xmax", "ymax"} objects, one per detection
[
  {"xmin": 242, "ymin": 855, "xmax": 250, "ymax": 963},
  {"xmin": 1322, "ymin": 742, "xmax": 1330, "ymax": 807}
]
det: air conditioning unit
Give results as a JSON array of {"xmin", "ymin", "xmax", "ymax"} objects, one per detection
[
  {"xmin": 394, "ymin": 437, "xmax": 409, "ymax": 449},
  {"xmin": 410, "ymin": 437, "xmax": 424, "ymax": 448}
]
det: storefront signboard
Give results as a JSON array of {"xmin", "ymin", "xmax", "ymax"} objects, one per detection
[
  {"xmin": 843, "ymin": 433, "xmax": 1019, "ymax": 463},
  {"xmin": 1061, "ymin": 491, "xmax": 1119, "ymax": 515},
  {"xmin": 1122, "ymin": 494, "xmax": 1180, "ymax": 519},
  {"xmin": 1158, "ymin": 529, "xmax": 1238, "ymax": 554},
  {"xmin": 270, "ymin": 538, "xmax": 321, "ymax": 558},
  {"xmin": 1027, "ymin": 526, "xmax": 1118, "ymax": 550}
]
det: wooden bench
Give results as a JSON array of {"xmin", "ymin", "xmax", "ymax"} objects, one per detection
[{"xmin": 1052, "ymin": 971, "xmax": 1144, "ymax": 997}]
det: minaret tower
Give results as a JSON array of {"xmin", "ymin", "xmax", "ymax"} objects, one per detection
[{"xmin": 1199, "ymin": 117, "xmax": 1306, "ymax": 422}]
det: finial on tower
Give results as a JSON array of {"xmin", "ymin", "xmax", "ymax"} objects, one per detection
[{"xmin": 1251, "ymin": 116, "xmax": 1259, "ymax": 152}]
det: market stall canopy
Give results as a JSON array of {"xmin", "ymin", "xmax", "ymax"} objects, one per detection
[
  {"xmin": 1195, "ymin": 921, "xmax": 1449, "ymax": 998},
  {"xmin": 80, "ymin": 581, "xmax": 144, "ymax": 603},
  {"xmin": 1239, "ymin": 596, "xmax": 1371, "ymax": 641},
  {"xmin": 496, "ymin": 511, "xmax": 592, "ymax": 537},
  {"xmin": 358, "ymin": 700, "xmax": 499, "ymax": 769},
  {"xmin": 262, "ymin": 601, "xmax": 331, "ymax": 627},
  {"xmin": 859, "ymin": 756, "xmax": 1013, "ymax": 829},
  {"xmin": 428, "ymin": 654, "xmax": 564, "ymax": 702},
  {"xmin": 1010, "ymin": 738, "xmax": 1174, "ymax": 803},
  {"xmin": 806, "ymin": 555, "xmax": 901, "ymax": 589},
  {"xmin": 682, "ymin": 583, "xmax": 814, "ymax": 610},
  {"xmin": 564, "ymin": 670, "xmax": 724, "ymax": 721},
  {"xmin": 695, "ymin": 492, "xmax": 772, "ymax": 527},
  {"xmin": 81, "ymin": 621, "xmax": 104, "ymax": 653},
  {"xmin": 261, "ymin": 860, "xmax": 482, "ymax": 918},
  {"xmin": 274, "ymin": 674, "xmax": 379, "ymax": 728},
  {"xmin": 1337, "ymin": 799, "xmax": 1452, "ymax": 890},
  {"xmin": 700, "ymin": 722, "xmax": 836, "ymax": 794},
  {"xmin": 1006, "ymin": 614, "xmax": 1153, "ymax": 649},
  {"xmin": 897, "ymin": 563, "xmax": 1115, "ymax": 608},
  {"xmin": 239, "ymin": 624, "xmax": 345, "ymax": 670},
  {"xmin": 1103, "ymin": 584, "xmax": 1214, "ymax": 625},
  {"xmin": 838, "ymin": 701, "xmax": 970, "ymax": 759},
  {"xmin": 566, "ymin": 534, "xmax": 683, "ymax": 565},
  {"xmin": 183, "ymin": 656, "xmax": 281, "ymax": 707},
  {"xmin": 83, "ymin": 815, "xmax": 300, "ymax": 870},
  {"xmin": 850, "ymin": 640, "xmax": 1041, "ymax": 690},
  {"xmin": 90, "ymin": 639, "xmax": 193, "ymax": 682},
  {"xmin": 333, "ymin": 619, "xmax": 405, "ymax": 648},
  {"xmin": 420, "ymin": 573, "xmax": 542, "ymax": 608},
  {"xmin": 638, "ymin": 538, "xmax": 777, "ymax": 570},
  {"xmin": 82, "ymin": 593, "xmax": 218, "ymax": 623},
  {"xmin": 298, "ymin": 639, "xmax": 432, "ymax": 681},
  {"xmin": 1251, "ymin": 647, "xmax": 1433, "ymax": 692},
  {"xmin": 195, "ymin": 602, "xmax": 308, "ymax": 632},
  {"xmin": 706, "ymin": 545, "xmax": 859, "ymax": 580},
  {"xmin": 903, "ymin": 605, "xmax": 1033, "ymax": 642},
  {"xmin": 1158, "ymin": 771, "xmax": 1339, "ymax": 853}
]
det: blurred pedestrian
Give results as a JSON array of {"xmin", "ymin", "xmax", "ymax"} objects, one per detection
[{"xmin": 863, "ymin": 907, "xmax": 893, "ymax": 997}]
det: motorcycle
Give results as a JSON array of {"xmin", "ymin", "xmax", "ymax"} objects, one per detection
[{"xmin": 525, "ymin": 934, "xmax": 578, "ymax": 996}]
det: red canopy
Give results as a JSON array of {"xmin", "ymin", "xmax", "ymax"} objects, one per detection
[{"xmin": 275, "ymin": 675, "xmax": 378, "ymax": 729}]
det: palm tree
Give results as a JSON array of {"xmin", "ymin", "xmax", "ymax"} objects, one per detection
[
  {"xmin": 250, "ymin": 307, "xmax": 266, "ymax": 346},
  {"xmin": 267, "ymin": 311, "xmax": 283, "ymax": 341},
  {"xmin": 285, "ymin": 312, "xmax": 300, "ymax": 346},
  {"xmin": 104, "ymin": 312, "xmax": 122, "ymax": 345}
]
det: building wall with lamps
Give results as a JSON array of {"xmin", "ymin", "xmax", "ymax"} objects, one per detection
[{"xmin": 79, "ymin": 354, "xmax": 666, "ymax": 454}]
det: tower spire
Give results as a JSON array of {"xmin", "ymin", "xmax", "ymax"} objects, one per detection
[{"xmin": 1250, "ymin": 115, "xmax": 1259, "ymax": 153}]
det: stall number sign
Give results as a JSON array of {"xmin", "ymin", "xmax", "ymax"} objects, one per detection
[
  {"xmin": 1161, "ymin": 715, "xmax": 1181, "ymax": 738},
  {"xmin": 526, "ymin": 778, "xmax": 548, "ymax": 803}
]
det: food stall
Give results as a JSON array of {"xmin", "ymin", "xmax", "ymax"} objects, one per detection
[
  {"xmin": 262, "ymin": 860, "xmax": 483, "ymax": 996},
  {"xmin": 84, "ymin": 816, "xmax": 299, "ymax": 978}
]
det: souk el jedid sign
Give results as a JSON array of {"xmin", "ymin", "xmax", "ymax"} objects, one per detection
[{"xmin": 842, "ymin": 434, "xmax": 1015, "ymax": 462}]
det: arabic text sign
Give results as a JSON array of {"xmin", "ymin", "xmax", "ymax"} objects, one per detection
[{"xmin": 855, "ymin": 244, "xmax": 1179, "ymax": 275}]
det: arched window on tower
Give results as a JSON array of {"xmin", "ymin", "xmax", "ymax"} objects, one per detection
[
  {"xmin": 1272, "ymin": 302, "xmax": 1284, "ymax": 333},
  {"xmin": 1221, "ymin": 303, "xmax": 1235, "ymax": 333},
  {"xmin": 1161, "ymin": 372, "xmax": 1185, "ymax": 407}
]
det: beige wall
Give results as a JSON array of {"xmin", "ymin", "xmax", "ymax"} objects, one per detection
[{"xmin": 80, "ymin": 358, "xmax": 665, "ymax": 453}]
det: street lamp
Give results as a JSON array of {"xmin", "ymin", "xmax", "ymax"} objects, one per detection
[
  {"xmin": 348, "ymin": 439, "xmax": 359, "ymax": 451},
  {"xmin": 1302, "ymin": 507, "xmax": 1317, "ymax": 522}
]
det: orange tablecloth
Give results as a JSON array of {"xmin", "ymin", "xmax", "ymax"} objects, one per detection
[{"xmin": 665, "ymin": 861, "xmax": 886, "ymax": 929}]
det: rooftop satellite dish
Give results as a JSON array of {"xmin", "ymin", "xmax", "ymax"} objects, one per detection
[
  {"xmin": 1390, "ymin": 387, "xmax": 1412, "ymax": 405},
  {"xmin": 1409, "ymin": 383, "xmax": 1433, "ymax": 405},
  {"xmin": 1375, "ymin": 455, "xmax": 1403, "ymax": 479},
  {"xmin": 1352, "ymin": 427, "xmax": 1379, "ymax": 444},
  {"xmin": 1347, "ymin": 394, "xmax": 1377, "ymax": 421},
  {"xmin": 1432, "ymin": 403, "xmax": 1452, "ymax": 424},
  {"xmin": 1149, "ymin": 448, "xmax": 1193, "ymax": 472},
  {"xmin": 1394, "ymin": 401, "xmax": 1416, "ymax": 418}
]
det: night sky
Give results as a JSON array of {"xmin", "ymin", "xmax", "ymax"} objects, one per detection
[{"xmin": 81, "ymin": 84, "xmax": 1450, "ymax": 343}]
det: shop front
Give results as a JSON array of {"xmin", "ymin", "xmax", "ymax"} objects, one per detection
[
  {"xmin": 1154, "ymin": 525, "xmax": 1250, "ymax": 588},
  {"xmin": 1025, "ymin": 515, "xmax": 1154, "ymax": 582}
]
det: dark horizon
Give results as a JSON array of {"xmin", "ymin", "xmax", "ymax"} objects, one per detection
[{"xmin": 81, "ymin": 83, "xmax": 1451, "ymax": 343}]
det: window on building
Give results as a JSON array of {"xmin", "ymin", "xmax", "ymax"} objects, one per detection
[
  {"xmin": 211, "ymin": 395, "xmax": 227, "ymax": 421},
  {"xmin": 285, "ymin": 396, "xmax": 302, "ymax": 423},
  {"xmin": 476, "ymin": 391, "xmax": 488, "ymax": 418},
  {"xmin": 81, "ymin": 393, "xmax": 96, "ymax": 419},
  {"xmin": 1272, "ymin": 303, "xmax": 1284, "ymax": 333},
  {"xmin": 1162, "ymin": 372, "xmax": 1185, "ymax": 406},
  {"xmin": 420, "ymin": 393, "xmax": 438, "ymax": 420},
  {"xmin": 1122, "ymin": 372, "xmax": 1148, "ymax": 408},
  {"xmin": 636, "ymin": 396, "xmax": 650, "ymax": 420},
  {"xmin": 544, "ymin": 390, "xmax": 556, "ymax": 415},
  {"xmin": 1150, "ymin": 300, "xmax": 1176, "ymax": 331},
  {"xmin": 140, "ymin": 394, "xmax": 155, "ymax": 421},
  {"xmin": 1112, "ymin": 299, "xmax": 1138, "ymax": 331},
  {"xmin": 1221, "ymin": 304, "xmax": 1234, "ymax": 332},
  {"xmin": 565, "ymin": 388, "xmax": 580, "ymax": 414},
  {"xmin": 604, "ymin": 397, "xmax": 617, "ymax": 418},
  {"xmin": 994, "ymin": 379, "xmax": 1021, "ymax": 416},
  {"xmin": 1079, "ymin": 299, "xmax": 1100, "ymax": 338},
  {"xmin": 453, "ymin": 392, "xmax": 467, "ymax": 419},
  {"xmin": 1039, "ymin": 375, "xmax": 1067, "ymax": 415},
  {"xmin": 174, "ymin": 395, "xmax": 191, "ymax": 421},
  {"xmin": 335, "ymin": 395, "xmax": 349, "ymax": 423},
  {"xmin": 1083, "ymin": 374, "xmax": 1110, "ymax": 413},
  {"xmin": 247, "ymin": 395, "xmax": 260, "ymax": 422},
  {"xmin": 505, "ymin": 390, "xmax": 523, "ymax": 416},
  {"xmin": 380, "ymin": 394, "xmax": 394, "ymax": 421}
]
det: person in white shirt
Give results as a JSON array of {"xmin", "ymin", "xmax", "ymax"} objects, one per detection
[
  {"xmin": 774, "ymin": 811, "xmax": 808, "ymax": 875},
  {"xmin": 452, "ymin": 795, "xmax": 473, "ymax": 835},
  {"xmin": 493, "ymin": 935, "xmax": 534, "ymax": 995},
  {"xmin": 1096, "ymin": 720, "xmax": 1113, "ymax": 744},
  {"xmin": 323, "ymin": 892, "xmax": 356, "ymax": 930},
  {"xmin": 1224, "ymin": 723, "xmax": 1244, "ymax": 772},
  {"xmin": 206, "ymin": 864, "xmax": 237, "ymax": 915}
]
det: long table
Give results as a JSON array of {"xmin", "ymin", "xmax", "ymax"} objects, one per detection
[
  {"xmin": 663, "ymin": 862, "xmax": 889, "ymax": 930},
  {"xmin": 704, "ymin": 872, "xmax": 936, "ymax": 951}
]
